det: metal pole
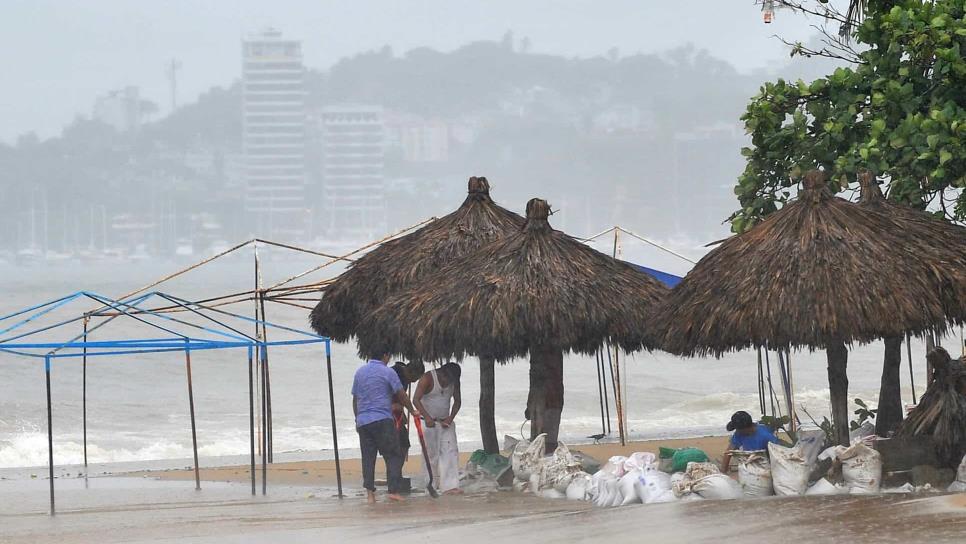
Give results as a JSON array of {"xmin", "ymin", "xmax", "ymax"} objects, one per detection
[
  {"xmin": 260, "ymin": 345, "xmax": 267, "ymax": 495},
  {"xmin": 248, "ymin": 346, "xmax": 256, "ymax": 496},
  {"xmin": 185, "ymin": 347, "xmax": 201, "ymax": 490},
  {"xmin": 46, "ymin": 355, "xmax": 55, "ymax": 515},
  {"xmin": 82, "ymin": 317, "xmax": 88, "ymax": 469},
  {"xmin": 248, "ymin": 346, "xmax": 255, "ymax": 495},
  {"xmin": 786, "ymin": 349, "xmax": 797, "ymax": 434},
  {"xmin": 325, "ymin": 341, "xmax": 343, "ymax": 498},
  {"xmin": 906, "ymin": 333, "xmax": 917, "ymax": 404},
  {"xmin": 601, "ymin": 349, "xmax": 611, "ymax": 434},
  {"xmin": 595, "ymin": 349, "xmax": 606, "ymax": 435},
  {"xmin": 605, "ymin": 344, "xmax": 625, "ymax": 446},
  {"xmin": 259, "ymin": 292, "xmax": 273, "ymax": 463},
  {"xmin": 756, "ymin": 347, "xmax": 766, "ymax": 416}
]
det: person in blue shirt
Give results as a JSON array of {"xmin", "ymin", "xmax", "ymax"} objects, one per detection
[
  {"xmin": 352, "ymin": 350, "xmax": 420, "ymax": 504},
  {"xmin": 719, "ymin": 410, "xmax": 780, "ymax": 473}
]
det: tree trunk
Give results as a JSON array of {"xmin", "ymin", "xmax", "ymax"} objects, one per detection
[
  {"xmin": 479, "ymin": 357, "xmax": 499, "ymax": 454},
  {"xmin": 527, "ymin": 347, "xmax": 565, "ymax": 453},
  {"xmin": 875, "ymin": 336, "xmax": 904, "ymax": 437},
  {"xmin": 826, "ymin": 341, "xmax": 851, "ymax": 447}
]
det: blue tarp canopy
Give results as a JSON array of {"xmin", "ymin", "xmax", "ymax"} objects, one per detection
[{"xmin": 625, "ymin": 262, "xmax": 683, "ymax": 288}]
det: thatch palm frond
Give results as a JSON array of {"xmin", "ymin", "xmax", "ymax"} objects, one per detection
[
  {"xmin": 356, "ymin": 198, "xmax": 668, "ymax": 362},
  {"xmin": 649, "ymin": 170, "xmax": 966, "ymax": 357}
]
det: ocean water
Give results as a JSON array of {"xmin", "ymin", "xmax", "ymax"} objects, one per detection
[{"xmin": 0, "ymin": 256, "xmax": 956, "ymax": 472}]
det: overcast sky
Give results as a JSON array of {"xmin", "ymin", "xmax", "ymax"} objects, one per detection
[{"xmin": 2, "ymin": 0, "xmax": 831, "ymax": 143}]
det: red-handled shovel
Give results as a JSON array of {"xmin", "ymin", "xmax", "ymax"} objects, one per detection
[{"xmin": 412, "ymin": 416, "xmax": 439, "ymax": 498}]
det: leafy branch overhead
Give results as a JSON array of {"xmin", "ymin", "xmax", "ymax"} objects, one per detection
[{"xmin": 734, "ymin": 0, "xmax": 966, "ymax": 232}]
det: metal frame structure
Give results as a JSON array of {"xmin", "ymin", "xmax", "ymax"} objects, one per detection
[{"xmin": 0, "ymin": 290, "xmax": 339, "ymax": 515}]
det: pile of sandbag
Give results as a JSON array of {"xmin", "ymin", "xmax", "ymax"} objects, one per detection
[
  {"xmin": 768, "ymin": 442, "xmax": 810, "ymax": 496},
  {"xmin": 949, "ymin": 455, "xmax": 966, "ymax": 493},
  {"xmin": 817, "ymin": 442, "xmax": 883, "ymax": 494},
  {"xmin": 735, "ymin": 452, "xmax": 774, "ymax": 497},
  {"xmin": 670, "ymin": 462, "xmax": 742, "ymax": 501}
]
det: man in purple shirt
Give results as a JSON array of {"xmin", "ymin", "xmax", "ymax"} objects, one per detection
[{"xmin": 352, "ymin": 350, "xmax": 419, "ymax": 504}]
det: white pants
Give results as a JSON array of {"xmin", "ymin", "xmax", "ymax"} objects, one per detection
[{"xmin": 422, "ymin": 422, "xmax": 460, "ymax": 492}]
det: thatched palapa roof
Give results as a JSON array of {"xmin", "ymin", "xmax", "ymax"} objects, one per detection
[
  {"xmin": 355, "ymin": 198, "xmax": 669, "ymax": 362},
  {"xmin": 648, "ymin": 170, "xmax": 966, "ymax": 357},
  {"xmin": 310, "ymin": 177, "xmax": 524, "ymax": 341}
]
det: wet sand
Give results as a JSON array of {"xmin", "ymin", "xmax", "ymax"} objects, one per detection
[
  {"xmin": 129, "ymin": 435, "xmax": 731, "ymax": 487},
  {"xmin": 4, "ymin": 475, "xmax": 966, "ymax": 543}
]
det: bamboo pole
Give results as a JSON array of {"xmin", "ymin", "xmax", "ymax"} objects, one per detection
[{"xmin": 595, "ymin": 350, "xmax": 606, "ymax": 435}]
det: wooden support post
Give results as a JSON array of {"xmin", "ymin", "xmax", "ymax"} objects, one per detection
[
  {"xmin": 826, "ymin": 341, "xmax": 850, "ymax": 447},
  {"xmin": 479, "ymin": 356, "xmax": 499, "ymax": 454}
]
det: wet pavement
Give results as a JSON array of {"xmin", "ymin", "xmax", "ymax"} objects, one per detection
[{"xmin": 3, "ymin": 477, "xmax": 966, "ymax": 543}]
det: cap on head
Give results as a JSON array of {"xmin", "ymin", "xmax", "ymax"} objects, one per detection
[
  {"xmin": 726, "ymin": 411, "xmax": 754, "ymax": 432},
  {"xmin": 407, "ymin": 360, "xmax": 426, "ymax": 378}
]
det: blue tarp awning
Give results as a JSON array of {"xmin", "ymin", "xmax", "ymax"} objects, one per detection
[{"xmin": 625, "ymin": 262, "xmax": 683, "ymax": 288}]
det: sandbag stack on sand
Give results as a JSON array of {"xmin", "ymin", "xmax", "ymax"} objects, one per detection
[
  {"xmin": 736, "ymin": 453, "xmax": 774, "ymax": 497},
  {"xmin": 768, "ymin": 442, "xmax": 810, "ymax": 496}
]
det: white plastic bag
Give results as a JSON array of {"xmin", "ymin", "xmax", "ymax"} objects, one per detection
[
  {"xmin": 639, "ymin": 464, "xmax": 673, "ymax": 504},
  {"xmin": 591, "ymin": 471, "xmax": 618, "ymax": 507},
  {"xmin": 619, "ymin": 469, "xmax": 642, "ymax": 506},
  {"xmin": 839, "ymin": 442, "xmax": 882, "ymax": 494},
  {"xmin": 623, "ymin": 452, "xmax": 657, "ymax": 473},
  {"xmin": 805, "ymin": 478, "xmax": 844, "ymax": 496},
  {"xmin": 566, "ymin": 472, "xmax": 592, "ymax": 501},
  {"xmin": 691, "ymin": 474, "xmax": 743, "ymax": 500},
  {"xmin": 737, "ymin": 454, "xmax": 774, "ymax": 497},
  {"xmin": 601, "ymin": 455, "xmax": 628, "ymax": 478},
  {"xmin": 768, "ymin": 442, "xmax": 809, "ymax": 496}
]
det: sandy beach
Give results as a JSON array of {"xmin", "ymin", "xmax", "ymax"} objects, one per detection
[{"xmin": 129, "ymin": 436, "xmax": 731, "ymax": 488}]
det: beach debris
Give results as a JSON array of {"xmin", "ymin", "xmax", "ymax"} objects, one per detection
[
  {"xmin": 897, "ymin": 348, "xmax": 966, "ymax": 467},
  {"xmin": 948, "ymin": 455, "xmax": 966, "ymax": 493},
  {"xmin": 736, "ymin": 453, "xmax": 774, "ymax": 497},
  {"xmin": 839, "ymin": 442, "xmax": 883, "ymax": 494},
  {"xmin": 769, "ymin": 442, "xmax": 810, "ymax": 496}
]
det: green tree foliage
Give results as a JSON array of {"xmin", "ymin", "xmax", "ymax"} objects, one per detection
[{"xmin": 734, "ymin": 0, "xmax": 966, "ymax": 232}]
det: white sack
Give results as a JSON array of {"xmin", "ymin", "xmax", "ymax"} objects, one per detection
[
  {"xmin": 805, "ymin": 478, "xmax": 845, "ymax": 496},
  {"xmin": 691, "ymin": 474, "xmax": 743, "ymax": 500},
  {"xmin": 601, "ymin": 455, "xmax": 628, "ymax": 478},
  {"xmin": 566, "ymin": 472, "xmax": 592, "ymax": 501},
  {"xmin": 839, "ymin": 442, "xmax": 882, "ymax": 494},
  {"xmin": 619, "ymin": 470, "xmax": 642, "ymax": 506},
  {"xmin": 737, "ymin": 454, "xmax": 774, "ymax": 497},
  {"xmin": 796, "ymin": 430, "xmax": 826, "ymax": 467},
  {"xmin": 640, "ymin": 465, "xmax": 674, "ymax": 504},
  {"xmin": 624, "ymin": 452, "xmax": 657, "ymax": 473},
  {"xmin": 768, "ymin": 442, "xmax": 809, "ymax": 496}
]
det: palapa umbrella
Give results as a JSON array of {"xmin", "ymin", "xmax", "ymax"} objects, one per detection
[
  {"xmin": 649, "ymin": 170, "xmax": 965, "ymax": 446},
  {"xmin": 356, "ymin": 198, "xmax": 668, "ymax": 452},
  {"xmin": 857, "ymin": 170, "xmax": 966, "ymax": 436},
  {"xmin": 310, "ymin": 177, "xmax": 524, "ymax": 453}
]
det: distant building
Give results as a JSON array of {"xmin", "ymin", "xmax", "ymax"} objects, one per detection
[
  {"xmin": 242, "ymin": 28, "xmax": 307, "ymax": 239},
  {"xmin": 385, "ymin": 113, "xmax": 449, "ymax": 162},
  {"xmin": 320, "ymin": 105, "xmax": 386, "ymax": 240},
  {"xmin": 93, "ymin": 86, "xmax": 144, "ymax": 132}
]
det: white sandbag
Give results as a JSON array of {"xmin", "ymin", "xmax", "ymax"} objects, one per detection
[
  {"xmin": 948, "ymin": 455, "xmax": 966, "ymax": 492},
  {"xmin": 669, "ymin": 471, "xmax": 690, "ymax": 497},
  {"xmin": 529, "ymin": 473, "xmax": 541, "ymax": 494},
  {"xmin": 591, "ymin": 471, "xmax": 617, "ymax": 507},
  {"xmin": 541, "ymin": 488, "xmax": 566, "ymax": 499},
  {"xmin": 684, "ymin": 462, "xmax": 720, "ymax": 480},
  {"xmin": 566, "ymin": 472, "xmax": 592, "ymax": 501},
  {"xmin": 619, "ymin": 470, "xmax": 642, "ymax": 506},
  {"xmin": 805, "ymin": 478, "xmax": 844, "ymax": 496},
  {"xmin": 691, "ymin": 474, "xmax": 743, "ymax": 501},
  {"xmin": 511, "ymin": 438, "xmax": 532, "ymax": 480},
  {"xmin": 639, "ymin": 464, "xmax": 673, "ymax": 504},
  {"xmin": 768, "ymin": 442, "xmax": 809, "ymax": 496},
  {"xmin": 796, "ymin": 430, "xmax": 826, "ymax": 467},
  {"xmin": 839, "ymin": 442, "xmax": 882, "ymax": 494},
  {"xmin": 503, "ymin": 434, "xmax": 520, "ymax": 454},
  {"xmin": 624, "ymin": 452, "xmax": 657, "ymax": 473},
  {"xmin": 519, "ymin": 434, "xmax": 547, "ymax": 481},
  {"xmin": 601, "ymin": 455, "xmax": 628, "ymax": 478},
  {"xmin": 737, "ymin": 454, "xmax": 774, "ymax": 497},
  {"xmin": 539, "ymin": 441, "xmax": 578, "ymax": 491}
]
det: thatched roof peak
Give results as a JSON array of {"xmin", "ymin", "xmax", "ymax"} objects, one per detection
[
  {"xmin": 310, "ymin": 177, "xmax": 525, "ymax": 341},
  {"xmin": 467, "ymin": 176, "xmax": 491, "ymax": 196},
  {"xmin": 857, "ymin": 170, "xmax": 884, "ymax": 202},
  {"xmin": 524, "ymin": 198, "xmax": 552, "ymax": 231}
]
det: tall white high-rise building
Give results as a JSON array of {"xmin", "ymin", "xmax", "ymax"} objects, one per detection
[
  {"xmin": 320, "ymin": 105, "xmax": 387, "ymax": 241},
  {"xmin": 242, "ymin": 29, "xmax": 306, "ymax": 238}
]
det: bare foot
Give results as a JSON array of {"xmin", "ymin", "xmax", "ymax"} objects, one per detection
[
  {"xmin": 443, "ymin": 488, "xmax": 464, "ymax": 495},
  {"xmin": 387, "ymin": 493, "xmax": 405, "ymax": 502},
  {"xmin": 366, "ymin": 491, "xmax": 376, "ymax": 505}
]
